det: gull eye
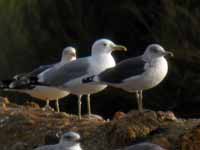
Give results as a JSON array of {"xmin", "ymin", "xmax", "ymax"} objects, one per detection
[
  {"xmin": 63, "ymin": 135, "xmax": 72, "ymax": 140},
  {"xmin": 151, "ymin": 48, "xmax": 159, "ymax": 53},
  {"xmin": 103, "ymin": 43, "xmax": 107, "ymax": 47}
]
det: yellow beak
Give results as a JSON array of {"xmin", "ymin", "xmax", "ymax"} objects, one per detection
[{"xmin": 112, "ymin": 45, "xmax": 127, "ymax": 52}]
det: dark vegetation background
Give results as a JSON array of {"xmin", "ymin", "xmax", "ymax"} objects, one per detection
[{"xmin": 0, "ymin": 0, "xmax": 200, "ymax": 118}]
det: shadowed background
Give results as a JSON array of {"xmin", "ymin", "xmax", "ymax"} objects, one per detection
[{"xmin": 0, "ymin": 0, "xmax": 200, "ymax": 118}]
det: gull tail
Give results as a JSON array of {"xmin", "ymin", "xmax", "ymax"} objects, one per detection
[
  {"xmin": 0, "ymin": 79, "xmax": 29, "ymax": 92},
  {"xmin": 9, "ymin": 79, "xmax": 33, "ymax": 89},
  {"xmin": 9, "ymin": 76, "xmax": 50, "ymax": 89},
  {"xmin": 0, "ymin": 76, "xmax": 50, "ymax": 91}
]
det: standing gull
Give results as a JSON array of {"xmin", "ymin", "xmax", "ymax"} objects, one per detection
[
  {"xmin": 83, "ymin": 44, "xmax": 173, "ymax": 112},
  {"xmin": 34, "ymin": 131, "xmax": 82, "ymax": 150},
  {"xmin": 1, "ymin": 47, "xmax": 76, "ymax": 112},
  {"xmin": 17, "ymin": 39, "xmax": 127, "ymax": 119}
]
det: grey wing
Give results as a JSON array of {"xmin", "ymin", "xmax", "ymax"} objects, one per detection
[
  {"xmin": 28, "ymin": 64, "xmax": 54, "ymax": 77},
  {"xmin": 99, "ymin": 56, "xmax": 146, "ymax": 83},
  {"xmin": 42, "ymin": 58, "xmax": 90, "ymax": 86},
  {"xmin": 14, "ymin": 64, "xmax": 54, "ymax": 80}
]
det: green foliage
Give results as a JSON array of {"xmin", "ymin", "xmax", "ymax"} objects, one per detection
[{"xmin": 0, "ymin": 0, "xmax": 200, "ymax": 115}]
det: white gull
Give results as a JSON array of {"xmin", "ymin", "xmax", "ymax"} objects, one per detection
[
  {"xmin": 83, "ymin": 44, "xmax": 173, "ymax": 112},
  {"xmin": 1, "ymin": 47, "xmax": 76, "ymax": 112},
  {"xmin": 34, "ymin": 132, "xmax": 82, "ymax": 150},
  {"xmin": 23, "ymin": 39, "xmax": 127, "ymax": 119}
]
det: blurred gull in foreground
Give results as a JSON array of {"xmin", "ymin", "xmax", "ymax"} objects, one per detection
[
  {"xmin": 34, "ymin": 132, "xmax": 82, "ymax": 150},
  {"xmin": 83, "ymin": 44, "xmax": 173, "ymax": 112},
  {"xmin": 123, "ymin": 142, "xmax": 166, "ymax": 150},
  {"xmin": 0, "ymin": 47, "xmax": 76, "ymax": 112}
]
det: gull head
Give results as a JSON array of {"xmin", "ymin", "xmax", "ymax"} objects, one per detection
[
  {"xmin": 91, "ymin": 39, "xmax": 127, "ymax": 55},
  {"xmin": 61, "ymin": 46, "xmax": 77, "ymax": 62},
  {"xmin": 59, "ymin": 131, "xmax": 81, "ymax": 145},
  {"xmin": 143, "ymin": 44, "xmax": 173, "ymax": 60}
]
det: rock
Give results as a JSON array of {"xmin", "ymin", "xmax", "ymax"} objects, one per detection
[
  {"xmin": 179, "ymin": 124, "xmax": 200, "ymax": 150},
  {"xmin": 3, "ymin": 97, "xmax": 10, "ymax": 104},
  {"xmin": 11, "ymin": 142, "xmax": 28, "ymax": 150},
  {"xmin": 44, "ymin": 133, "xmax": 60, "ymax": 145},
  {"xmin": 24, "ymin": 101, "xmax": 40, "ymax": 109},
  {"xmin": 113, "ymin": 111, "xmax": 126, "ymax": 120},
  {"xmin": 0, "ymin": 101, "xmax": 200, "ymax": 150},
  {"xmin": 157, "ymin": 111, "xmax": 177, "ymax": 122},
  {"xmin": 0, "ymin": 97, "xmax": 10, "ymax": 112},
  {"xmin": 107, "ymin": 111, "xmax": 160, "ymax": 146}
]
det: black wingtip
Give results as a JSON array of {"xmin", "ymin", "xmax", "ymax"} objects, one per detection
[
  {"xmin": 8, "ymin": 76, "xmax": 40, "ymax": 89},
  {"xmin": 29, "ymin": 76, "xmax": 39, "ymax": 84},
  {"xmin": 27, "ymin": 76, "xmax": 51, "ymax": 87},
  {"xmin": 0, "ymin": 79, "xmax": 15, "ymax": 89},
  {"xmin": 82, "ymin": 75, "xmax": 95, "ymax": 83},
  {"xmin": 9, "ymin": 79, "xmax": 31, "ymax": 89}
]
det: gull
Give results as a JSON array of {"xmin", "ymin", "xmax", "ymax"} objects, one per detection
[
  {"xmin": 34, "ymin": 131, "xmax": 82, "ymax": 150},
  {"xmin": 14, "ymin": 39, "xmax": 127, "ymax": 119},
  {"xmin": 83, "ymin": 44, "xmax": 173, "ymax": 112},
  {"xmin": 0, "ymin": 47, "xmax": 76, "ymax": 112},
  {"xmin": 123, "ymin": 142, "xmax": 166, "ymax": 150}
]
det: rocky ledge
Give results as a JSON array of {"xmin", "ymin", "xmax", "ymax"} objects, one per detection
[{"xmin": 0, "ymin": 98, "xmax": 199, "ymax": 150}]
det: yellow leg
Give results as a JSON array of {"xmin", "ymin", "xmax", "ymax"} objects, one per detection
[
  {"xmin": 55, "ymin": 98, "xmax": 60, "ymax": 112},
  {"xmin": 78, "ymin": 95, "xmax": 82, "ymax": 120},
  {"xmin": 43, "ymin": 99, "xmax": 54, "ymax": 111},
  {"xmin": 138, "ymin": 90, "xmax": 143, "ymax": 112},
  {"xmin": 87, "ymin": 94, "xmax": 91, "ymax": 115}
]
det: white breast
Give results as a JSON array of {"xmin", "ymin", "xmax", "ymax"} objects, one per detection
[
  {"xmin": 89, "ymin": 54, "xmax": 116, "ymax": 74},
  {"xmin": 149, "ymin": 57, "xmax": 168, "ymax": 86},
  {"xmin": 67, "ymin": 144, "xmax": 82, "ymax": 150},
  {"xmin": 24, "ymin": 86, "xmax": 69, "ymax": 101}
]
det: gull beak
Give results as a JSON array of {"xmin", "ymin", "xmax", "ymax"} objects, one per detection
[
  {"xmin": 164, "ymin": 51, "xmax": 174, "ymax": 57},
  {"xmin": 111, "ymin": 45, "xmax": 127, "ymax": 52}
]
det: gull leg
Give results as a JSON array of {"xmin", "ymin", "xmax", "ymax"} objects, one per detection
[
  {"xmin": 43, "ymin": 99, "xmax": 54, "ymax": 111},
  {"xmin": 87, "ymin": 94, "xmax": 91, "ymax": 115},
  {"xmin": 46, "ymin": 99, "xmax": 50, "ymax": 108},
  {"xmin": 139, "ymin": 90, "xmax": 143, "ymax": 113},
  {"xmin": 55, "ymin": 98, "xmax": 60, "ymax": 112},
  {"xmin": 136, "ymin": 91, "xmax": 141, "ymax": 111},
  {"xmin": 42, "ymin": 99, "xmax": 54, "ymax": 111},
  {"xmin": 78, "ymin": 95, "xmax": 82, "ymax": 120}
]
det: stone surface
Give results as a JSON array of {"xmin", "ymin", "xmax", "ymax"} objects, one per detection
[
  {"xmin": 0, "ymin": 100, "xmax": 199, "ymax": 150},
  {"xmin": 179, "ymin": 124, "xmax": 200, "ymax": 150}
]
